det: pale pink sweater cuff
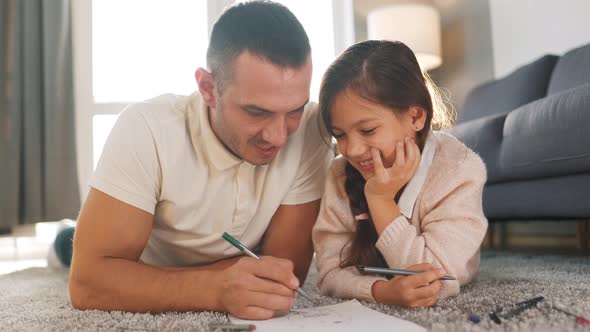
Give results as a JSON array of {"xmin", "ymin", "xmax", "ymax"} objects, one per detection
[
  {"xmin": 352, "ymin": 276, "xmax": 385, "ymax": 303},
  {"xmin": 324, "ymin": 271, "xmax": 385, "ymax": 303},
  {"xmin": 375, "ymin": 215, "xmax": 413, "ymax": 252}
]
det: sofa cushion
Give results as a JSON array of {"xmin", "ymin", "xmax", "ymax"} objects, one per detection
[
  {"xmin": 457, "ymin": 55, "xmax": 558, "ymax": 123},
  {"xmin": 450, "ymin": 113, "xmax": 507, "ymax": 183},
  {"xmin": 547, "ymin": 43, "xmax": 590, "ymax": 95},
  {"xmin": 500, "ymin": 83, "xmax": 590, "ymax": 181}
]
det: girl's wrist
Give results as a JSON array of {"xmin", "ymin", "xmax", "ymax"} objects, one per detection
[
  {"xmin": 365, "ymin": 191, "xmax": 397, "ymax": 204},
  {"xmin": 372, "ymin": 280, "xmax": 402, "ymax": 306},
  {"xmin": 371, "ymin": 280, "xmax": 388, "ymax": 303},
  {"xmin": 367, "ymin": 199, "xmax": 401, "ymax": 236}
]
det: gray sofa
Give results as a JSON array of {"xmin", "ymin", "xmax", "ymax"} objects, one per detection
[{"xmin": 451, "ymin": 43, "xmax": 590, "ymax": 251}]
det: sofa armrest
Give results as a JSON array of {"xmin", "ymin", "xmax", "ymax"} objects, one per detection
[
  {"xmin": 450, "ymin": 113, "xmax": 507, "ymax": 183},
  {"xmin": 500, "ymin": 83, "xmax": 590, "ymax": 180}
]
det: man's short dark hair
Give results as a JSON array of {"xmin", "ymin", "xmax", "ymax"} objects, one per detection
[{"xmin": 206, "ymin": 1, "xmax": 311, "ymax": 93}]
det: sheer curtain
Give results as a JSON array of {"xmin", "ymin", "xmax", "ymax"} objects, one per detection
[{"xmin": 0, "ymin": 0, "xmax": 80, "ymax": 231}]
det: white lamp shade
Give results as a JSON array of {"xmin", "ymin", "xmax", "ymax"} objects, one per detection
[{"xmin": 367, "ymin": 4, "xmax": 442, "ymax": 71}]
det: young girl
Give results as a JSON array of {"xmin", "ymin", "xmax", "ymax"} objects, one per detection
[{"xmin": 312, "ymin": 40, "xmax": 487, "ymax": 308}]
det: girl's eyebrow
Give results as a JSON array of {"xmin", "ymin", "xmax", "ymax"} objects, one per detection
[{"xmin": 332, "ymin": 118, "xmax": 380, "ymax": 131}]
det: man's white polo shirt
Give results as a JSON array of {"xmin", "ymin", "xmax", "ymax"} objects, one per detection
[{"xmin": 90, "ymin": 92, "xmax": 333, "ymax": 266}]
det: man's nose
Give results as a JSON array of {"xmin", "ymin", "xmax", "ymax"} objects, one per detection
[{"xmin": 261, "ymin": 116, "xmax": 288, "ymax": 147}]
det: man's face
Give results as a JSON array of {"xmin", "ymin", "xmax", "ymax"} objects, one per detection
[{"xmin": 209, "ymin": 52, "xmax": 312, "ymax": 166}]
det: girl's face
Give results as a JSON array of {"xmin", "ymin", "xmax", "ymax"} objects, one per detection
[{"xmin": 330, "ymin": 88, "xmax": 423, "ymax": 180}]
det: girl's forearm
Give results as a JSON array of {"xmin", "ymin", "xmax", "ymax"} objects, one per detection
[{"xmin": 366, "ymin": 194, "xmax": 401, "ymax": 235}]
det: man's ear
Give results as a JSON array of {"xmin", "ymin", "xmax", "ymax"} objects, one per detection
[
  {"xmin": 195, "ymin": 67, "xmax": 216, "ymax": 109},
  {"xmin": 408, "ymin": 106, "xmax": 427, "ymax": 132}
]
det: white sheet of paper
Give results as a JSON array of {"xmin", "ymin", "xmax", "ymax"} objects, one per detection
[{"xmin": 229, "ymin": 300, "xmax": 426, "ymax": 332}]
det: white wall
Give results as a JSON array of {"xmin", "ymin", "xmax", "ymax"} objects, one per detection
[{"xmin": 490, "ymin": 0, "xmax": 590, "ymax": 78}]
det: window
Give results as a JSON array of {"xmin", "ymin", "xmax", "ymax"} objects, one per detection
[
  {"xmin": 72, "ymin": 0, "xmax": 226, "ymax": 200},
  {"xmin": 87, "ymin": 0, "xmax": 209, "ymax": 170},
  {"xmin": 92, "ymin": 0, "xmax": 208, "ymax": 103}
]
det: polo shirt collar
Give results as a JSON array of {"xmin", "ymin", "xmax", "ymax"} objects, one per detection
[{"xmin": 398, "ymin": 132, "xmax": 437, "ymax": 219}]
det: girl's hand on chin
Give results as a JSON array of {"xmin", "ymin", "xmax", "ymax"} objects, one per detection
[{"xmin": 364, "ymin": 137, "xmax": 420, "ymax": 200}]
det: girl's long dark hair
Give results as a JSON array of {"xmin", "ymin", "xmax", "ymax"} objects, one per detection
[{"xmin": 319, "ymin": 40, "xmax": 453, "ymax": 268}]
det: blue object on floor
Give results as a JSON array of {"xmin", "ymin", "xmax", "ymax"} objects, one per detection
[
  {"xmin": 54, "ymin": 226, "xmax": 75, "ymax": 267},
  {"xmin": 468, "ymin": 313, "xmax": 481, "ymax": 324}
]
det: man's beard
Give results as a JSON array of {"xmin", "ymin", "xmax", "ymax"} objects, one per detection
[
  {"xmin": 210, "ymin": 102, "xmax": 243, "ymax": 159},
  {"xmin": 212, "ymin": 101, "xmax": 277, "ymax": 166}
]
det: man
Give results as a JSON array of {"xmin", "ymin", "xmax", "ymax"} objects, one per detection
[{"xmin": 67, "ymin": 1, "xmax": 332, "ymax": 319}]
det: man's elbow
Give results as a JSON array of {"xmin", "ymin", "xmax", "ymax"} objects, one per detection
[
  {"xmin": 69, "ymin": 264, "xmax": 99, "ymax": 310},
  {"xmin": 69, "ymin": 280, "xmax": 92, "ymax": 310}
]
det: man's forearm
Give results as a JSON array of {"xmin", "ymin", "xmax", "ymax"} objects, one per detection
[
  {"xmin": 295, "ymin": 249, "xmax": 314, "ymax": 283},
  {"xmin": 70, "ymin": 256, "xmax": 230, "ymax": 312},
  {"xmin": 159, "ymin": 256, "xmax": 242, "ymax": 272},
  {"xmin": 260, "ymin": 235, "xmax": 315, "ymax": 283},
  {"xmin": 260, "ymin": 200, "xmax": 321, "ymax": 284}
]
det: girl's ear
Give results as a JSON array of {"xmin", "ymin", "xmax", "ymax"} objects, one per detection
[
  {"xmin": 195, "ymin": 67, "xmax": 217, "ymax": 109},
  {"xmin": 408, "ymin": 106, "xmax": 427, "ymax": 132}
]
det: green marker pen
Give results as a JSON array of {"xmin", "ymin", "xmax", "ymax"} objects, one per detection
[{"xmin": 222, "ymin": 232, "xmax": 315, "ymax": 303}]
